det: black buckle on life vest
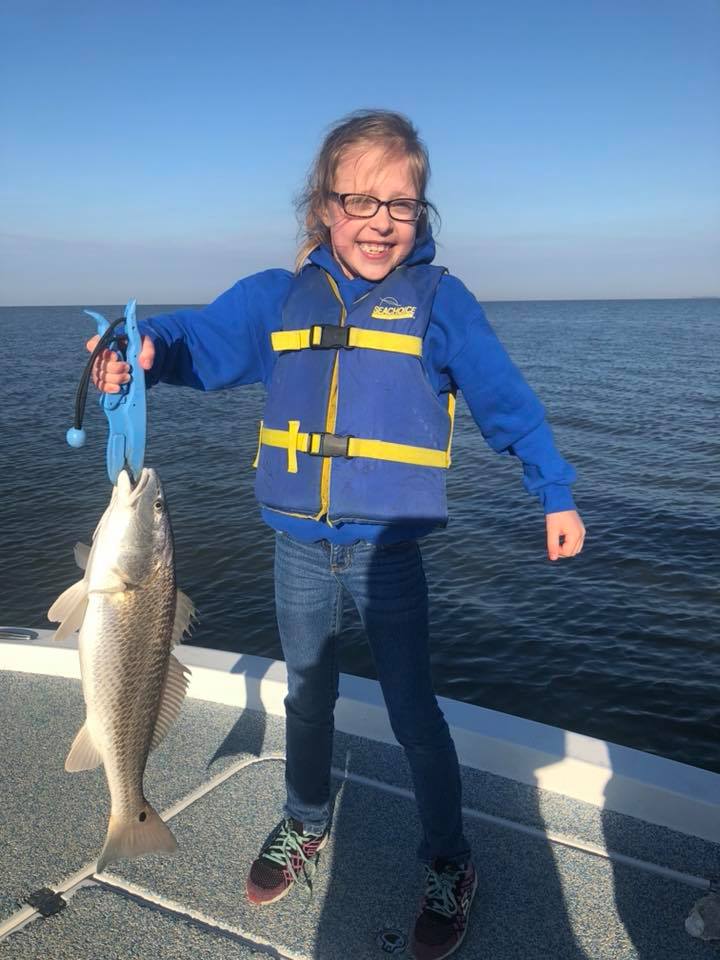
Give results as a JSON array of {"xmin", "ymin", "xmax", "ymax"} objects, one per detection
[
  {"xmin": 310, "ymin": 325, "xmax": 353, "ymax": 350},
  {"xmin": 309, "ymin": 433, "xmax": 353, "ymax": 457}
]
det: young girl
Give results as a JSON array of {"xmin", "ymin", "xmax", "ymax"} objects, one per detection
[{"xmin": 90, "ymin": 109, "xmax": 585, "ymax": 960}]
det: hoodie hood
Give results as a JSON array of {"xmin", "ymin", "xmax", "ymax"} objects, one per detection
[{"xmin": 308, "ymin": 228, "xmax": 437, "ymax": 305}]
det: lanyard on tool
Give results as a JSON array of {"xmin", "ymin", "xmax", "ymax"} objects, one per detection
[{"xmin": 66, "ymin": 298, "xmax": 146, "ymax": 485}]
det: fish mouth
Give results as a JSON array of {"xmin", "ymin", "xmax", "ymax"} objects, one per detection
[
  {"xmin": 117, "ymin": 467, "xmax": 154, "ymax": 505},
  {"xmin": 129, "ymin": 469, "xmax": 150, "ymax": 501}
]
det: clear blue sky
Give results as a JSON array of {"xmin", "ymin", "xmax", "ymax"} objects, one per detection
[{"xmin": 2, "ymin": 0, "xmax": 718, "ymax": 304}]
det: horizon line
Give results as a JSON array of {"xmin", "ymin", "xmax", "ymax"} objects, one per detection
[{"xmin": 2, "ymin": 295, "xmax": 719, "ymax": 309}]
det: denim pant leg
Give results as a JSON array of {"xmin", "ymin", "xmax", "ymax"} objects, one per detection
[
  {"xmin": 342, "ymin": 540, "xmax": 471, "ymax": 864},
  {"xmin": 274, "ymin": 532, "xmax": 342, "ymax": 834}
]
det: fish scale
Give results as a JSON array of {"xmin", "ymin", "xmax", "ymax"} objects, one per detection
[{"xmin": 85, "ymin": 569, "xmax": 175, "ymax": 819}]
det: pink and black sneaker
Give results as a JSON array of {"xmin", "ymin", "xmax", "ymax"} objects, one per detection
[
  {"xmin": 246, "ymin": 818, "xmax": 328, "ymax": 906},
  {"xmin": 410, "ymin": 858, "xmax": 477, "ymax": 960}
]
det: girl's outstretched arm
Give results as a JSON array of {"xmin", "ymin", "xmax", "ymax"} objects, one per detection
[
  {"xmin": 432, "ymin": 276, "xmax": 585, "ymax": 558},
  {"xmin": 85, "ymin": 269, "xmax": 293, "ymax": 393}
]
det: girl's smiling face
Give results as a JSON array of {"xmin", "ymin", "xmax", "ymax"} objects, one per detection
[{"xmin": 322, "ymin": 145, "xmax": 420, "ymax": 281}]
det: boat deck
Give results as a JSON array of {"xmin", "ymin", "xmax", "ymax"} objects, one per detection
[{"xmin": 1, "ymin": 641, "xmax": 719, "ymax": 959}]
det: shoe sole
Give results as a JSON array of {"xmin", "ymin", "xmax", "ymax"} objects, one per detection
[
  {"xmin": 246, "ymin": 832, "xmax": 329, "ymax": 907},
  {"xmin": 410, "ymin": 870, "xmax": 479, "ymax": 960}
]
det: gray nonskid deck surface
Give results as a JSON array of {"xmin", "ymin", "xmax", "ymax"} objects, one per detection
[
  {"xmin": 0, "ymin": 671, "xmax": 286, "ymax": 924},
  {"xmin": 333, "ymin": 730, "xmax": 720, "ymax": 882},
  {"xmin": 3, "ymin": 671, "xmax": 719, "ymax": 959},
  {"xmin": 0, "ymin": 885, "xmax": 267, "ymax": 960}
]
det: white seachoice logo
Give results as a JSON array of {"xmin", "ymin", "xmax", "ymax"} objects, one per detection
[{"xmin": 371, "ymin": 296, "xmax": 416, "ymax": 320}]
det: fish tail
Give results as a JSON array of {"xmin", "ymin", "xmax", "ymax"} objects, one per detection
[{"xmin": 96, "ymin": 803, "xmax": 177, "ymax": 872}]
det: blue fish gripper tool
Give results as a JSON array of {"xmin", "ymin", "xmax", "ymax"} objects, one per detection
[{"xmin": 66, "ymin": 298, "xmax": 147, "ymax": 485}]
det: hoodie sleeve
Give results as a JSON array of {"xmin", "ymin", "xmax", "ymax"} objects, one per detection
[
  {"xmin": 138, "ymin": 269, "xmax": 293, "ymax": 391},
  {"xmin": 431, "ymin": 275, "xmax": 577, "ymax": 514}
]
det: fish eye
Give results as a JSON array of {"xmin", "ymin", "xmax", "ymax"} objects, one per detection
[{"xmin": 154, "ymin": 498, "xmax": 164, "ymax": 512}]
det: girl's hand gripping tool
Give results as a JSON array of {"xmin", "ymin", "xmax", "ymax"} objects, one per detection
[{"xmin": 66, "ymin": 298, "xmax": 147, "ymax": 486}]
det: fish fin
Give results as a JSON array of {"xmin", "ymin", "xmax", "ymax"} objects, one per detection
[
  {"xmin": 96, "ymin": 804, "xmax": 177, "ymax": 872},
  {"xmin": 150, "ymin": 654, "xmax": 191, "ymax": 751},
  {"xmin": 74, "ymin": 542, "xmax": 91, "ymax": 571},
  {"xmin": 171, "ymin": 589, "xmax": 196, "ymax": 646},
  {"xmin": 65, "ymin": 722, "xmax": 103, "ymax": 771},
  {"xmin": 47, "ymin": 579, "xmax": 88, "ymax": 640}
]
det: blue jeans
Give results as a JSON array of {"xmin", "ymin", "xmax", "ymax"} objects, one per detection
[{"xmin": 274, "ymin": 531, "xmax": 471, "ymax": 863}]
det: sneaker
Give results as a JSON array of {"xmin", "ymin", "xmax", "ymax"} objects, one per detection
[
  {"xmin": 246, "ymin": 818, "xmax": 328, "ymax": 906},
  {"xmin": 410, "ymin": 858, "xmax": 477, "ymax": 960}
]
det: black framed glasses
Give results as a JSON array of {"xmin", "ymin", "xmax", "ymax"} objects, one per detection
[{"xmin": 329, "ymin": 192, "xmax": 427, "ymax": 222}]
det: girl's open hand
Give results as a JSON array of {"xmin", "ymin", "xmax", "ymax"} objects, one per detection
[
  {"xmin": 86, "ymin": 335, "xmax": 155, "ymax": 393},
  {"xmin": 545, "ymin": 510, "xmax": 585, "ymax": 561}
]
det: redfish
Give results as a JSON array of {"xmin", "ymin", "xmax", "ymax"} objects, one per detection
[{"xmin": 48, "ymin": 467, "xmax": 194, "ymax": 871}]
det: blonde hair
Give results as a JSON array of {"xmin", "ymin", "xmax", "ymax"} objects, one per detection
[{"xmin": 294, "ymin": 109, "xmax": 439, "ymax": 272}]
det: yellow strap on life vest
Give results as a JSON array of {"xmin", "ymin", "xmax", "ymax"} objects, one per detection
[
  {"xmin": 257, "ymin": 423, "xmax": 451, "ymax": 470},
  {"xmin": 252, "ymin": 419, "xmax": 264, "ymax": 468},
  {"xmin": 271, "ymin": 327, "xmax": 423, "ymax": 357},
  {"xmin": 270, "ymin": 329, "xmax": 310, "ymax": 351},
  {"xmin": 347, "ymin": 436, "xmax": 449, "ymax": 468},
  {"xmin": 286, "ymin": 420, "xmax": 300, "ymax": 473},
  {"xmin": 446, "ymin": 392, "xmax": 456, "ymax": 467}
]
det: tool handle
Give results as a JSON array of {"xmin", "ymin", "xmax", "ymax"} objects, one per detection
[{"xmin": 66, "ymin": 299, "xmax": 146, "ymax": 485}]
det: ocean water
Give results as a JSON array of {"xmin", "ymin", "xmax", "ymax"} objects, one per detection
[{"xmin": 1, "ymin": 299, "xmax": 717, "ymax": 774}]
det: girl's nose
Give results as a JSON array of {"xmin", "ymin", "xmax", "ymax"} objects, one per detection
[{"xmin": 369, "ymin": 205, "xmax": 394, "ymax": 232}]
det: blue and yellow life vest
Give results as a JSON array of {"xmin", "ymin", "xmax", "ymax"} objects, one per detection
[{"xmin": 253, "ymin": 262, "xmax": 456, "ymax": 526}]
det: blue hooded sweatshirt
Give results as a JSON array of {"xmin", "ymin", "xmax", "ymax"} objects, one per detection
[{"xmin": 139, "ymin": 231, "xmax": 577, "ymax": 543}]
